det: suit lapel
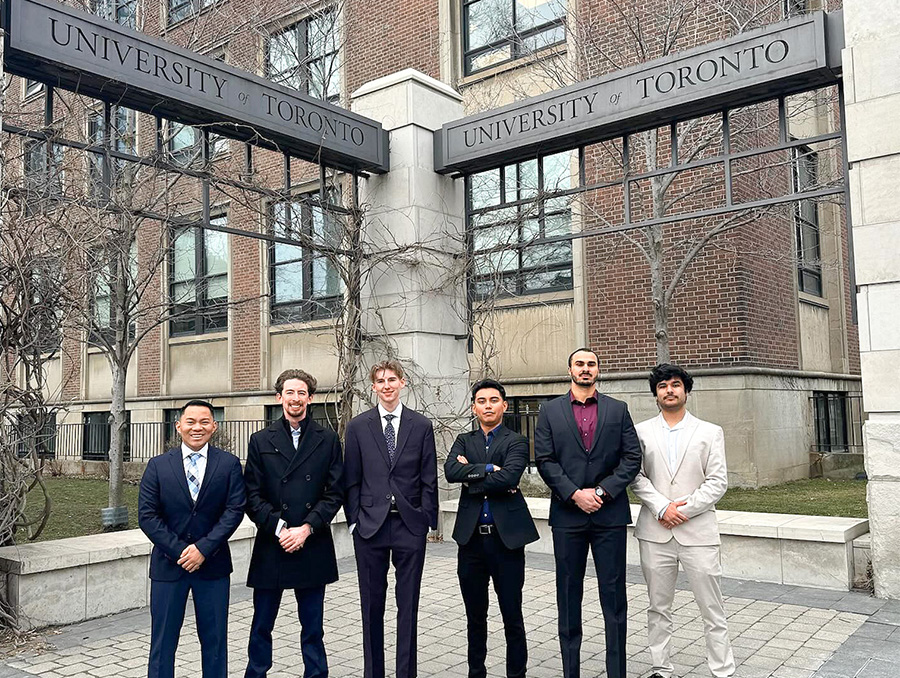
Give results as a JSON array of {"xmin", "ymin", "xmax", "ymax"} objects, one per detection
[
  {"xmin": 391, "ymin": 406, "xmax": 412, "ymax": 467},
  {"xmin": 284, "ymin": 421, "xmax": 323, "ymax": 478},
  {"xmin": 671, "ymin": 414, "xmax": 700, "ymax": 478},
  {"xmin": 366, "ymin": 408, "xmax": 393, "ymax": 468},
  {"xmin": 652, "ymin": 415, "xmax": 674, "ymax": 480},
  {"xmin": 267, "ymin": 419, "xmax": 295, "ymax": 463},
  {"xmin": 588, "ymin": 393, "xmax": 607, "ymax": 456},
  {"xmin": 488, "ymin": 426, "xmax": 510, "ymax": 465},
  {"xmin": 194, "ymin": 446, "xmax": 220, "ymax": 506},
  {"xmin": 166, "ymin": 448, "xmax": 193, "ymax": 505},
  {"xmin": 561, "ymin": 397, "xmax": 584, "ymax": 450}
]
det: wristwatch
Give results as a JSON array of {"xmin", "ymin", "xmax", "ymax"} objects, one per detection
[{"xmin": 594, "ymin": 486, "xmax": 606, "ymax": 499}]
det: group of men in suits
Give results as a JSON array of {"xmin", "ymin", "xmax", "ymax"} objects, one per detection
[{"xmin": 138, "ymin": 349, "xmax": 734, "ymax": 678}]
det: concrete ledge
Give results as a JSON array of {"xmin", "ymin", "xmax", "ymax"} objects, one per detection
[{"xmin": 442, "ymin": 499, "xmax": 869, "ymax": 591}]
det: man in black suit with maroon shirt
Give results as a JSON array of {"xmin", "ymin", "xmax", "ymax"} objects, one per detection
[
  {"xmin": 535, "ymin": 348, "xmax": 642, "ymax": 678},
  {"xmin": 445, "ymin": 378, "xmax": 539, "ymax": 678},
  {"xmin": 343, "ymin": 359, "xmax": 438, "ymax": 678}
]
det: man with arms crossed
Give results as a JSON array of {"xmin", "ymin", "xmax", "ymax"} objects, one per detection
[
  {"xmin": 535, "ymin": 348, "xmax": 642, "ymax": 678},
  {"xmin": 243, "ymin": 369, "xmax": 344, "ymax": 678},
  {"xmin": 444, "ymin": 378, "xmax": 539, "ymax": 678},
  {"xmin": 139, "ymin": 400, "xmax": 246, "ymax": 678},
  {"xmin": 631, "ymin": 364, "xmax": 734, "ymax": 678},
  {"xmin": 344, "ymin": 360, "xmax": 439, "ymax": 678}
]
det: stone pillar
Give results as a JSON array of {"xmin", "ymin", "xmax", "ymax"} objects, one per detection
[
  {"xmin": 351, "ymin": 69, "xmax": 469, "ymax": 520},
  {"xmin": 843, "ymin": 1, "xmax": 900, "ymax": 597}
]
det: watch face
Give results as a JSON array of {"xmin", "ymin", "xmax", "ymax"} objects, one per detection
[{"xmin": 594, "ymin": 487, "xmax": 603, "ymax": 498}]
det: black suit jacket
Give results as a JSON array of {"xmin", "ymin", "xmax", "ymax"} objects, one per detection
[
  {"xmin": 534, "ymin": 392, "xmax": 641, "ymax": 529},
  {"xmin": 444, "ymin": 425, "xmax": 539, "ymax": 550},
  {"xmin": 138, "ymin": 446, "xmax": 246, "ymax": 581},
  {"xmin": 244, "ymin": 417, "xmax": 343, "ymax": 589},
  {"xmin": 344, "ymin": 406, "xmax": 438, "ymax": 539}
]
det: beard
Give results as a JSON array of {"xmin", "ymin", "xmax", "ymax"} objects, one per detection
[{"xmin": 571, "ymin": 373, "xmax": 597, "ymax": 386}]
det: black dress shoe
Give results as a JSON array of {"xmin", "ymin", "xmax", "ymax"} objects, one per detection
[{"xmin": 647, "ymin": 674, "xmax": 667, "ymax": 678}]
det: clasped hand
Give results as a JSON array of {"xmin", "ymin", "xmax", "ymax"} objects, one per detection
[
  {"xmin": 572, "ymin": 488, "xmax": 603, "ymax": 513},
  {"xmin": 457, "ymin": 455, "xmax": 517, "ymax": 493},
  {"xmin": 279, "ymin": 523, "xmax": 312, "ymax": 553},
  {"xmin": 659, "ymin": 500, "xmax": 689, "ymax": 529},
  {"xmin": 178, "ymin": 544, "xmax": 205, "ymax": 572}
]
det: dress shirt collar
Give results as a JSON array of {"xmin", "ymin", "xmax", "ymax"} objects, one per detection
[
  {"xmin": 480, "ymin": 423, "xmax": 503, "ymax": 443},
  {"xmin": 658, "ymin": 410, "xmax": 693, "ymax": 432},
  {"xmin": 569, "ymin": 389, "xmax": 599, "ymax": 405},
  {"xmin": 181, "ymin": 442, "xmax": 209, "ymax": 460},
  {"xmin": 378, "ymin": 401, "xmax": 403, "ymax": 421},
  {"xmin": 281, "ymin": 415, "xmax": 306, "ymax": 434}
]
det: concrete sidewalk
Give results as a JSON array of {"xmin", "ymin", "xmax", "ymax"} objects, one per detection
[{"xmin": 1, "ymin": 543, "xmax": 898, "ymax": 678}]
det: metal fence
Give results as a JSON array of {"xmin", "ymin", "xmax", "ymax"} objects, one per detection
[
  {"xmin": 34, "ymin": 420, "xmax": 267, "ymax": 463},
  {"xmin": 810, "ymin": 392, "xmax": 865, "ymax": 455}
]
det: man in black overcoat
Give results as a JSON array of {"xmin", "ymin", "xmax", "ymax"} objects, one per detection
[
  {"xmin": 243, "ymin": 369, "xmax": 343, "ymax": 678},
  {"xmin": 343, "ymin": 359, "xmax": 438, "ymax": 678},
  {"xmin": 535, "ymin": 348, "xmax": 642, "ymax": 678},
  {"xmin": 444, "ymin": 378, "xmax": 539, "ymax": 678}
]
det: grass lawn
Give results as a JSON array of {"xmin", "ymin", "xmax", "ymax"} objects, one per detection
[{"xmin": 16, "ymin": 477, "xmax": 141, "ymax": 543}]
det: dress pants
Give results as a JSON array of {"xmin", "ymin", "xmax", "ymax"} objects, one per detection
[
  {"xmin": 353, "ymin": 512, "xmax": 427, "ymax": 678},
  {"xmin": 552, "ymin": 525, "xmax": 627, "ymax": 678},
  {"xmin": 148, "ymin": 574, "xmax": 230, "ymax": 678},
  {"xmin": 457, "ymin": 530, "xmax": 527, "ymax": 678},
  {"xmin": 244, "ymin": 585, "xmax": 327, "ymax": 678},
  {"xmin": 639, "ymin": 539, "xmax": 735, "ymax": 678}
]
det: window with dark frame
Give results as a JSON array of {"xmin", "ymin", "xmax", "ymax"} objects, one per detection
[
  {"xmin": 462, "ymin": 0, "xmax": 567, "ymax": 75},
  {"xmin": 88, "ymin": 106, "xmax": 137, "ymax": 195},
  {"xmin": 165, "ymin": 121, "xmax": 228, "ymax": 167},
  {"xmin": 269, "ymin": 189, "xmax": 343, "ymax": 324},
  {"xmin": 24, "ymin": 79, "xmax": 43, "ymax": 98},
  {"xmin": 26, "ymin": 257, "xmax": 64, "ymax": 353},
  {"xmin": 91, "ymin": 240, "xmax": 138, "ymax": 346},
  {"xmin": 468, "ymin": 151, "xmax": 573, "ymax": 298},
  {"xmin": 266, "ymin": 8, "xmax": 341, "ymax": 105},
  {"xmin": 167, "ymin": 0, "xmax": 215, "ymax": 25},
  {"xmin": 783, "ymin": 0, "xmax": 808, "ymax": 18},
  {"xmin": 91, "ymin": 0, "xmax": 136, "ymax": 27},
  {"xmin": 812, "ymin": 392, "xmax": 849, "ymax": 454},
  {"xmin": 16, "ymin": 412, "xmax": 57, "ymax": 459},
  {"xmin": 23, "ymin": 138, "xmax": 63, "ymax": 215},
  {"xmin": 169, "ymin": 215, "xmax": 229, "ymax": 336},
  {"xmin": 791, "ymin": 144, "xmax": 822, "ymax": 297},
  {"xmin": 502, "ymin": 396, "xmax": 550, "ymax": 468},
  {"xmin": 83, "ymin": 411, "xmax": 131, "ymax": 462}
]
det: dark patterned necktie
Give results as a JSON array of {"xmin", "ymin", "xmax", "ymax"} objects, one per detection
[{"xmin": 384, "ymin": 414, "xmax": 396, "ymax": 464}]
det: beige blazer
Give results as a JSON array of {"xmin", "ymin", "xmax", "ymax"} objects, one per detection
[{"xmin": 631, "ymin": 412, "xmax": 728, "ymax": 546}]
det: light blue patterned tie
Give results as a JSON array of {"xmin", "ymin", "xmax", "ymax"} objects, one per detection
[
  {"xmin": 384, "ymin": 414, "xmax": 396, "ymax": 464},
  {"xmin": 185, "ymin": 452, "xmax": 201, "ymax": 502}
]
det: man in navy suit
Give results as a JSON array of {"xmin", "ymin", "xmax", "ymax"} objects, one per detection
[
  {"xmin": 139, "ymin": 400, "xmax": 246, "ymax": 678},
  {"xmin": 535, "ymin": 348, "xmax": 642, "ymax": 678},
  {"xmin": 343, "ymin": 359, "xmax": 438, "ymax": 678}
]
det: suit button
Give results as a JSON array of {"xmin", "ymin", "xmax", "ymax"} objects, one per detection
[
  {"xmin": 282, "ymin": 503, "xmax": 288, "ymax": 510},
  {"xmin": 385, "ymin": 494, "xmax": 391, "ymax": 499},
  {"xmin": 306, "ymin": 475, "xmax": 311, "ymax": 481},
  {"xmin": 187, "ymin": 534, "xmax": 193, "ymax": 540},
  {"xmin": 282, "ymin": 478, "xmax": 287, "ymax": 484},
  {"xmin": 306, "ymin": 502, "xmax": 312, "ymax": 509}
]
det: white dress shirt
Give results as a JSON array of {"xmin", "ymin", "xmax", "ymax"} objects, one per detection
[
  {"xmin": 181, "ymin": 442, "xmax": 209, "ymax": 489},
  {"xmin": 655, "ymin": 411, "xmax": 694, "ymax": 518},
  {"xmin": 378, "ymin": 401, "xmax": 404, "ymax": 437}
]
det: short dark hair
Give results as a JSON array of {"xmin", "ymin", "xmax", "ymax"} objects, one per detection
[
  {"xmin": 649, "ymin": 363, "xmax": 694, "ymax": 394},
  {"xmin": 471, "ymin": 378, "xmax": 507, "ymax": 402},
  {"xmin": 275, "ymin": 369, "xmax": 318, "ymax": 395},
  {"xmin": 369, "ymin": 359, "xmax": 405, "ymax": 382},
  {"xmin": 180, "ymin": 399, "xmax": 216, "ymax": 418},
  {"xmin": 568, "ymin": 347, "xmax": 599, "ymax": 367}
]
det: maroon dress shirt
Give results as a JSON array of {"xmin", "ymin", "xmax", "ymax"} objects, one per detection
[{"xmin": 569, "ymin": 390, "xmax": 598, "ymax": 451}]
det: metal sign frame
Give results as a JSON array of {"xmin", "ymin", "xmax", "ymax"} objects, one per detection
[{"xmin": 2, "ymin": 0, "xmax": 389, "ymax": 174}]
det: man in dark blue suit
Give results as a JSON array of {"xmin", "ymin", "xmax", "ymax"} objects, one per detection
[
  {"xmin": 344, "ymin": 359, "xmax": 438, "ymax": 678},
  {"xmin": 535, "ymin": 349, "xmax": 642, "ymax": 678},
  {"xmin": 139, "ymin": 400, "xmax": 246, "ymax": 678}
]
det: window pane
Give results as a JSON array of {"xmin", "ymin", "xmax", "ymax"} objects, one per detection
[
  {"xmin": 466, "ymin": 0, "xmax": 512, "ymax": 51},
  {"xmin": 268, "ymin": 28, "xmax": 302, "ymax": 89},
  {"xmin": 542, "ymin": 151, "xmax": 572, "ymax": 191},
  {"xmin": 173, "ymin": 280, "xmax": 196, "ymax": 304},
  {"xmin": 205, "ymin": 229, "xmax": 228, "ymax": 277},
  {"xmin": 312, "ymin": 257, "xmax": 340, "ymax": 297},
  {"xmin": 173, "ymin": 229, "xmax": 196, "ymax": 283},
  {"xmin": 310, "ymin": 54, "xmax": 341, "ymax": 102},
  {"xmin": 522, "ymin": 23, "xmax": 565, "ymax": 52},
  {"xmin": 308, "ymin": 11, "xmax": 340, "ymax": 58},
  {"xmin": 206, "ymin": 274, "xmax": 228, "ymax": 301},
  {"xmin": 470, "ymin": 168, "xmax": 501, "ymax": 209},
  {"xmin": 467, "ymin": 44, "xmax": 512, "ymax": 73},
  {"xmin": 516, "ymin": 0, "xmax": 564, "ymax": 32},
  {"xmin": 275, "ymin": 261, "xmax": 305, "ymax": 302},
  {"xmin": 522, "ymin": 267, "xmax": 572, "ymax": 292}
]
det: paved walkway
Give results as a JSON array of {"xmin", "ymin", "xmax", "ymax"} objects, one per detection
[{"xmin": 2, "ymin": 543, "xmax": 899, "ymax": 678}]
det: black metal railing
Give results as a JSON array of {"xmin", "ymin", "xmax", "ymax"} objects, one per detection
[
  {"xmin": 37, "ymin": 420, "xmax": 268, "ymax": 463},
  {"xmin": 810, "ymin": 392, "xmax": 865, "ymax": 455}
]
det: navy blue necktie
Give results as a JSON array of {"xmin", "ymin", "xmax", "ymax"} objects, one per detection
[{"xmin": 384, "ymin": 414, "xmax": 396, "ymax": 464}]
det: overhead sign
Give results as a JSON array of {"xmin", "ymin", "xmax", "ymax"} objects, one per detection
[
  {"xmin": 2, "ymin": 0, "xmax": 389, "ymax": 173},
  {"xmin": 435, "ymin": 11, "xmax": 843, "ymax": 175}
]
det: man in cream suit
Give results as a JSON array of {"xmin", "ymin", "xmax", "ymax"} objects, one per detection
[{"xmin": 631, "ymin": 364, "xmax": 734, "ymax": 678}]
